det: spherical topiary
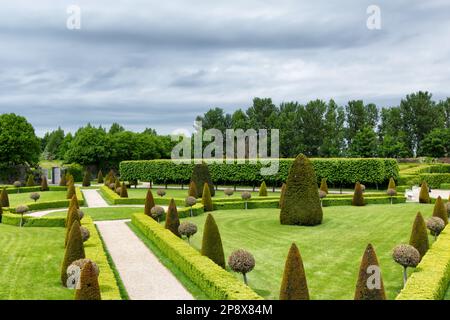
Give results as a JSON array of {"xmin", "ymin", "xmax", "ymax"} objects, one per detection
[
  {"xmin": 157, "ymin": 189, "xmax": 166, "ymax": 197},
  {"xmin": 224, "ymin": 188, "xmax": 234, "ymax": 197},
  {"xmin": 392, "ymin": 244, "xmax": 421, "ymax": 287},
  {"xmin": 30, "ymin": 192, "xmax": 40, "ymax": 202},
  {"xmin": 109, "ymin": 183, "xmax": 115, "ymax": 190},
  {"xmin": 13, "ymin": 181, "xmax": 22, "ymax": 188},
  {"xmin": 387, "ymin": 188, "xmax": 397, "ymax": 197},
  {"xmin": 426, "ymin": 217, "xmax": 445, "ymax": 240},
  {"xmin": 185, "ymin": 196, "xmax": 197, "ymax": 216},
  {"xmin": 15, "ymin": 204, "xmax": 29, "ymax": 226},
  {"xmin": 150, "ymin": 206, "xmax": 165, "ymax": 222},
  {"xmin": 228, "ymin": 249, "xmax": 255, "ymax": 285},
  {"xmin": 80, "ymin": 226, "xmax": 90, "ymax": 242},
  {"xmin": 319, "ymin": 190, "xmax": 327, "ymax": 199},
  {"xmin": 241, "ymin": 191, "xmax": 251, "ymax": 210},
  {"xmin": 178, "ymin": 221, "xmax": 197, "ymax": 243}
]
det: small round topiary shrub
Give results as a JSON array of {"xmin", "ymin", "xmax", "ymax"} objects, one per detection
[
  {"xmin": 224, "ymin": 188, "xmax": 234, "ymax": 197},
  {"xmin": 157, "ymin": 189, "xmax": 166, "ymax": 197},
  {"xmin": 228, "ymin": 249, "xmax": 255, "ymax": 285},
  {"xmin": 80, "ymin": 226, "xmax": 90, "ymax": 242},
  {"xmin": 392, "ymin": 244, "xmax": 420, "ymax": 287},
  {"xmin": 15, "ymin": 205, "xmax": 29, "ymax": 227},
  {"xmin": 185, "ymin": 196, "xmax": 197, "ymax": 217},
  {"xmin": 387, "ymin": 188, "xmax": 397, "ymax": 204},
  {"xmin": 150, "ymin": 206, "xmax": 165, "ymax": 222},
  {"xmin": 13, "ymin": 181, "xmax": 22, "ymax": 192},
  {"xmin": 109, "ymin": 183, "xmax": 116, "ymax": 190},
  {"xmin": 241, "ymin": 192, "xmax": 252, "ymax": 209},
  {"xmin": 318, "ymin": 190, "xmax": 327, "ymax": 207},
  {"xmin": 426, "ymin": 217, "xmax": 445, "ymax": 241},
  {"xmin": 178, "ymin": 221, "xmax": 197, "ymax": 243},
  {"xmin": 30, "ymin": 192, "xmax": 40, "ymax": 202}
]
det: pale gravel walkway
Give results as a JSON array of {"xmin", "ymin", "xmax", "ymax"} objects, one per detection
[
  {"xmin": 81, "ymin": 189, "xmax": 109, "ymax": 207},
  {"xmin": 96, "ymin": 219, "xmax": 193, "ymax": 300}
]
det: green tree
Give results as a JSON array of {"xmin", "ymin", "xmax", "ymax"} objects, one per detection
[
  {"xmin": 348, "ymin": 127, "xmax": 378, "ymax": 157},
  {"xmin": 109, "ymin": 122, "xmax": 125, "ymax": 135},
  {"xmin": 418, "ymin": 128, "xmax": 450, "ymax": 157},
  {"xmin": 43, "ymin": 127, "xmax": 65, "ymax": 160},
  {"xmin": 201, "ymin": 214, "xmax": 225, "ymax": 268},
  {"xmin": 320, "ymin": 100, "xmax": 345, "ymax": 157},
  {"xmin": 299, "ymin": 100, "xmax": 327, "ymax": 156}
]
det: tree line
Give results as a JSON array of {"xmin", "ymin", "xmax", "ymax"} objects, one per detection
[{"xmin": 196, "ymin": 91, "xmax": 450, "ymax": 158}]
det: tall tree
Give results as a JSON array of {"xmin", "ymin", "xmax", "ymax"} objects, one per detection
[
  {"xmin": 320, "ymin": 99, "xmax": 345, "ymax": 157},
  {"xmin": 348, "ymin": 127, "xmax": 379, "ymax": 157},
  {"xmin": 299, "ymin": 100, "xmax": 327, "ymax": 156}
]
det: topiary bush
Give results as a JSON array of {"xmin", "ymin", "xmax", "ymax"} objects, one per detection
[
  {"xmin": 59, "ymin": 174, "xmax": 67, "ymax": 187},
  {"xmin": 409, "ymin": 212, "xmax": 429, "ymax": 259},
  {"xmin": 165, "ymin": 199, "xmax": 180, "ymax": 237},
  {"xmin": 41, "ymin": 176, "xmax": 49, "ymax": 191},
  {"xmin": 80, "ymin": 226, "xmax": 90, "ymax": 242},
  {"xmin": 188, "ymin": 181, "xmax": 197, "ymax": 198},
  {"xmin": 201, "ymin": 213, "xmax": 225, "ymax": 268},
  {"xmin": 319, "ymin": 190, "xmax": 327, "ymax": 207},
  {"xmin": 13, "ymin": 181, "xmax": 22, "ymax": 192},
  {"xmin": 157, "ymin": 189, "xmax": 166, "ymax": 197},
  {"xmin": 387, "ymin": 188, "xmax": 397, "ymax": 204},
  {"xmin": 354, "ymin": 243, "xmax": 386, "ymax": 300},
  {"xmin": 14, "ymin": 205, "xmax": 29, "ymax": 227},
  {"xmin": 26, "ymin": 174, "xmax": 35, "ymax": 187},
  {"xmin": 419, "ymin": 181, "xmax": 430, "ymax": 204},
  {"xmin": 258, "ymin": 181, "xmax": 268, "ymax": 197},
  {"xmin": 150, "ymin": 206, "xmax": 164, "ymax": 222},
  {"xmin": 202, "ymin": 183, "xmax": 213, "ymax": 212},
  {"xmin": 30, "ymin": 192, "xmax": 40, "ymax": 202},
  {"xmin": 388, "ymin": 177, "xmax": 396, "ymax": 190},
  {"xmin": 426, "ymin": 217, "xmax": 445, "ymax": 241},
  {"xmin": 191, "ymin": 163, "xmax": 215, "ymax": 197},
  {"xmin": 144, "ymin": 189, "xmax": 156, "ymax": 217},
  {"xmin": 185, "ymin": 196, "xmax": 197, "ymax": 217},
  {"xmin": 280, "ymin": 154, "xmax": 323, "ymax": 226},
  {"xmin": 224, "ymin": 188, "xmax": 234, "ymax": 197},
  {"xmin": 392, "ymin": 244, "xmax": 420, "ymax": 287},
  {"xmin": 82, "ymin": 171, "xmax": 91, "ymax": 187},
  {"xmin": 66, "ymin": 182, "xmax": 75, "ymax": 199},
  {"xmin": 114, "ymin": 179, "xmax": 121, "ymax": 193},
  {"xmin": 120, "ymin": 182, "xmax": 128, "ymax": 198},
  {"xmin": 241, "ymin": 191, "xmax": 251, "ymax": 210},
  {"xmin": 74, "ymin": 261, "xmax": 101, "ymax": 300},
  {"xmin": 432, "ymin": 196, "xmax": 448, "ymax": 225},
  {"xmin": 279, "ymin": 183, "xmax": 286, "ymax": 209},
  {"xmin": 61, "ymin": 220, "xmax": 85, "ymax": 287},
  {"xmin": 97, "ymin": 170, "xmax": 103, "ymax": 184},
  {"xmin": 67, "ymin": 259, "xmax": 99, "ymax": 289},
  {"xmin": 228, "ymin": 249, "xmax": 255, "ymax": 285},
  {"xmin": 319, "ymin": 178, "xmax": 328, "ymax": 194},
  {"xmin": 178, "ymin": 221, "xmax": 197, "ymax": 243},
  {"xmin": 352, "ymin": 182, "xmax": 365, "ymax": 206},
  {"xmin": 279, "ymin": 243, "xmax": 309, "ymax": 300},
  {"xmin": 1, "ymin": 188, "xmax": 9, "ymax": 207}
]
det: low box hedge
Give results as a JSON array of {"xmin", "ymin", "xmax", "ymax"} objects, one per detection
[
  {"xmin": 1, "ymin": 212, "xmax": 66, "ymax": 227},
  {"xmin": 99, "ymin": 186, "xmax": 185, "ymax": 206},
  {"xmin": 4, "ymin": 186, "xmax": 67, "ymax": 194},
  {"xmin": 418, "ymin": 174, "xmax": 450, "ymax": 188},
  {"xmin": 440, "ymin": 183, "xmax": 450, "ymax": 189},
  {"xmin": 396, "ymin": 224, "xmax": 450, "ymax": 300},
  {"xmin": 131, "ymin": 213, "xmax": 262, "ymax": 300}
]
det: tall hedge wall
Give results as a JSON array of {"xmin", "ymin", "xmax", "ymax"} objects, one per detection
[{"xmin": 120, "ymin": 158, "xmax": 399, "ymax": 187}]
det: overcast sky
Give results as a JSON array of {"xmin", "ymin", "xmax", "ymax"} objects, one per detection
[{"xmin": 1, "ymin": 0, "xmax": 449, "ymax": 136}]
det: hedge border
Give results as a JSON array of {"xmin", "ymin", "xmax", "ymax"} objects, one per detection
[
  {"xmin": 396, "ymin": 224, "xmax": 450, "ymax": 300},
  {"xmin": 3, "ymin": 186, "xmax": 67, "ymax": 194},
  {"xmin": 131, "ymin": 213, "xmax": 262, "ymax": 300},
  {"xmin": 418, "ymin": 174, "xmax": 450, "ymax": 189},
  {"xmin": 1, "ymin": 212, "xmax": 66, "ymax": 227}
]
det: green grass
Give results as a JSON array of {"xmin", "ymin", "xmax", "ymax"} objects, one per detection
[
  {"xmin": 127, "ymin": 222, "xmax": 210, "ymax": 300},
  {"xmin": 177, "ymin": 203, "xmax": 437, "ymax": 300},
  {"xmin": 0, "ymin": 224, "xmax": 73, "ymax": 299},
  {"xmin": 46, "ymin": 207, "xmax": 143, "ymax": 221},
  {"xmin": 8, "ymin": 191, "xmax": 68, "ymax": 208}
]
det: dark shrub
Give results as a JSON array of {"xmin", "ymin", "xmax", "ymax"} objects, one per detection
[
  {"xmin": 259, "ymin": 181, "xmax": 268, "ymax": 197},
  {"xmin": 201, "ymin": 214, "xmax": 225, "ymax": 268},
  {"xmin": 279, "ymin": 243, "xmax": 309, "ymax": 300},
  {"xmin": 432, "ymin": 196, "xmax": 448, "ymax": 225},
  {"xmin": 61, "ymin": 220, "xmax": 85, "ymax": 286},
  {"xmin": 97, "ymin": 170, "xmax": 103, "ymax": 183},
  {"xmin": 352, "ymin": 182, "xmax": 365, "ymax": 206},
  {"xmin": 188, "ymin": 181, "xmax": 197, "ymax": 198},
  {"xmin": 392, "ymin": 244, "xmax": 420, "ymax": 287},
  {"xmin": 279, "ymin": 183, "xmax": 286, "ymax": 209},
  {"xmin": 319, "ymin": 178, "xmax": 328, "ymax": 194},
  {"xmin": 165, "ymin": 199, "xmax": 180, "ymax": 237},
  {"xmin": 178, "ymin": 221, "xmax": 197, "ymax": 243},
  {"xmin": 41, "ymin": 176, "xmax": 49, "ymax": 191},
  {"xmin": 59, "ymin": 174, "xmax": 67, "ymax": 187},
  {"xmin": 191, "ymin": 163, "xmax": 215, "ymax": 197},
  {"xmin": 82, "ymin": 171, "xmax": 91, "ymax": 187},
  {"xmin": 66, "ymin": 182, "xmax": 75, "ymax": 199},
  {"xmin": 144, "ymin": 189, "xmax": 156, "ymax": 217},
  {"xmin": 388, "ymin": 177, "xmax": 396, "ymax": 190},
  {"xmin": 74, "ymin": 261, "xmax": 101, "ymax": 300},
  {"xmin": 157, "ymin": 189, "xmax": 166, "ymax": 197},
  {"xmin": 0, "ymin": 188, "xmax": 9, "ymax": 207},
  {"xmin": 202, "ymin": 183, "xmax": 213, "ymax": 212},
  {"xmin": 409, "ymin": 212, "xmax": 429, "ymax": 258},
  {"xmin": 120, "ymin": 182, "xmax": 128, "ymax": 198},
  {"xmin": 26, "ymin": 174, "xmax": 34, "ymax": 187},
  {"xmin": 228, "ymin": 249, "xmax": 255, "ymax": 285},
  {"xmin": 419, "ymin": 181, "xmax": 430, "ymax": 204},
  {"xmin": 354, "ymin": 244, "xmax": 386, "ymax": 300}
]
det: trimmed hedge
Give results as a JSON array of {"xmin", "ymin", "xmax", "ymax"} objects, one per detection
[
  {"xmin": 396, "ymin": 224, "xmax": 450, "ymax": 300},
  {"xmin": 4, "ymin": 186, "xmax": 67, "ymax": 194},
  {"xmin": 1, "ymin": 212, "xmax": 66, "ymax": 227},
  {"xmin": 419, "ymin": 174, "xmax": 450, "ymax": 189},
  {"xmin": 82, "ymin": 216, "xmax": 122, "ymax": 300},
  {"xmin": 120, "ymin": 158, "xmax": 399, "ymax": 187},
  {"xmin": 440, "ymin": 183, "xmax": 450, "ymax": 189},
  {"xmin": 131, "ymin": 213, "xmax": 262, "ymax": 300}
]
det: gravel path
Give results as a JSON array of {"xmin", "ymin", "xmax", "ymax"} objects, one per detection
[
  {"xmin": 81, "ymin": 189, "xmax": 109, "ymax": 207},
  {"xmin": 96, "ymin": 219, "xmax": 193, "ymax": 300}
]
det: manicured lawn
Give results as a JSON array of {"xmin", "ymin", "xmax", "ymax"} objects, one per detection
[
  {"xmin": 46, "ymin": 207, "xmax": 143, "ymax": 221},
  {"xmin": 0, "ymin": 224, "xmax": 72, "ymax": 299},
  {"xmin": 8, "ymin": 191, "xmax": 68, "ymax": 208},
  {"xmin": 127, "ymin": 188, "xmax": 278, "ymax": 199},
  {"xmin": 179, "ymin": 203, "xmax": 437, "ymax": 300}
]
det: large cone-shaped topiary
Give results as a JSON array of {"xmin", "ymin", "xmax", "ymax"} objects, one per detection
[
  {"xmin": 352, "ymin": 182, "xmax": 365, "ymax": 206},
  {"xmin": 65, "ymin": 196, "xmax": 79, "ymax": 227},
  {"xmin": 433, "ymin": 196, "xmax": 448, "ymax": 225},
  {"xmin": 65, "ymin": 204, "xmax": 80, "ymax": 246},
  {"xmin": 279, "ymin": 183, "xmax": 286, "ymax": 209},
  {"xmin": 41, "ymin": 175, "xmax": 49, "ymax": 191},
  {"xmin": 144, "ymin": 189, "xmax": 156, "ymax": 217},
  {"xmin": 279, "ymin": 243, "xmax": 309, "ymax": 300},
  {"xmin": 259, "ymin": 181, "xmax": 268, "ymax": 196},
  {"xmin": 188, "ymin": 181, "xmax": 197, "ymax": 198},
  {"xmin": 191, "ymin": 163, "xmax": 215, "ymax": 197},
  {"xmin": 319, "ymin": 178, "xmax": 328, "ymax": 194},
  {"xmin": 165, "ymin": 198, "xmax": 180, "ymax": 237},
  {"xmin": 354, "ymin": 244, "xmax": 386, "ymax": 300},
  {"xmin": 201, "ymin": 214, "xmax": 225, "ymax": 268},
  {"xmin": 66, "ymin": 182, "xmax": 75, "ymax": 199},
  {"xmin": 202, "ymin": 182, "xmax": 213, "ymax": 212},
  {"xmin": 409, "ymin": 212, "xmax": 429, "ymax": 258},
  {"xmin": 61, "ymin": 220, "xmax": 85, "ymax": 286},
  {"xmin": 75, "ymin": 261, "xmax": 101, "ymax": 300},
  {"xmin": 1, "ymin": 188, "xmax": 9, "ymax": 207},
  {"xmin": 419, "ymin": 181, "xmax": 430, "ymax": 204},
  {"xmin": 280, "ymin": 154, "xmax": 323, "ymax": 226}
]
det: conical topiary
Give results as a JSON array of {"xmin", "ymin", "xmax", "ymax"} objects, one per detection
[
  {"xmin": 319, "ymin": 178, "xmax": 328, "ymax": 194},
  {"xmin": 120, "ymin": 182, "xmax": 128, "ymax": 198},
  {"xmin": 65, "ymin": 204, "xmax": 80, "ymax": 246},
  {"xmin": 433, "ymin": 196, "xmax": 448, "ymax": 225},
  {"xmin": 191, "ymin": 163, "xmax": 215, "ymax": 197},
  {"xmin": 201, "ymin": 214, "xmax": 225, "ymax": 268},
  {"xmin": 419, "ymin": 181, "xmax": 430, "ymax": 204},
  {"xmin": 388, "ymin": 177, "xmax": 396, "ymax": 190},
  {"xmin": 82, "ymin": 171, "xmax": 91, "ymax": 187},
  {"xmin": 202, "ymin": 182, "xmax": 213, "ymax": 212},
  {"xmin": 279, "ymin": 183, "xmax": 286, "ymax": 209},
  {"xmin": 352, "ymin": 182, "xmax": 365, "ymax": 206},
  {"xmin": 59, "ymin": 174, "xmax": 67, "ymax": 187},
  {"xmin": 280, "ymin": 154, "xmax": 323, "ymax": 226},
  {"xmin": 66, "ymin": 174, "xmax": 74, "ymax": 186},
  {"xmin": 75, "ymin": 261, "xmax": 101, "ymax": 300},
  {"xmin": 114, "ymin": 179, "xmax": 121, "ymax": 193},
  {"xmin": 188, "ymin": 181, "xmax": 197, "ymax": 198},
  {"xmin": 0, "ymin": 205, "xmax": 3, "ymax": 223},
  {"xmin": 279, "ymin": 243, "xmax": 309, "ymax": 300},
  {"xmin": 409, "ymin": 212, "xmax": 429, "ymax": 258},
  {"xmin": 1, "ymin": 188, "xmax": 9, "ymax": 207},
  {"xmin": 144, "ymin": 189, "xmax": 156, "ymax": 217},
  {"xmin": 259, "ymin": 181, "xmax": 268, "ymax": 196},
  {"xmin": 61, "ymin": 220, "xmax": 85, "ymax": 286},
  {"xmin": 26, "ymin": 174, "xmax": 35, "ymax": 187},
  {"xmin": 165, "ymin": 199, "xmax": 180, "ymax": 237},
  {"xmin": 97, "ymin": 170, "xmax": 103, "ymax": 184},
  {"xmin": 40, "ymin": 175, "xmax": 49, "ymax": 191},
  {"xmin": 67, "ymin": 182, "xmax": 75, "ymax": 199},
  {"xmin": 354, "ymin": 244, "xmax": 386, "ymax": 300},
  {"xmin": 65, "ymin": 196, "xmax": 79, "ymax": 227}
]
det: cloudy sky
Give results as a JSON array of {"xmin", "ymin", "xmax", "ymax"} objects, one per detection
[{"xmin": 1, "ymin": 0, "xmax": 449, "ymax": 136}]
